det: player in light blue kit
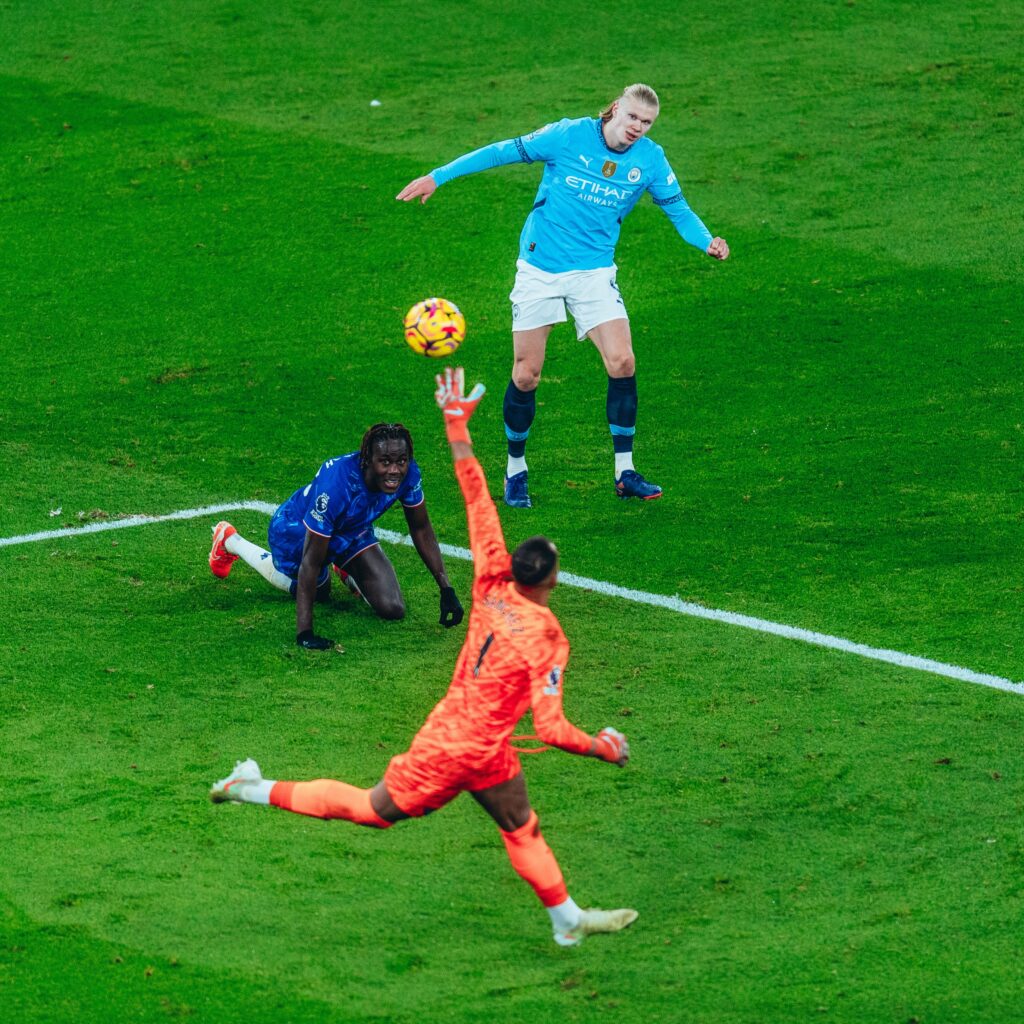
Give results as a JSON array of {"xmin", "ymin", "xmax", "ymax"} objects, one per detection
[
  {"xmin": 397, "ymin": 84, "xmax": 729, "ymax": 507},
  {"xmin": 207, "ymin": 423, "xmax": 464, "ymax": 649}
]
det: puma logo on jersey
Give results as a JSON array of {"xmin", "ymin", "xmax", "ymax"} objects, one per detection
[{"xmin": 578, "ymin": 154, "xmax": 592, "ymax": 168}]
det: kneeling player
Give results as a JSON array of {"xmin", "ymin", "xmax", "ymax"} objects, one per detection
[
  {"xmin": 211, "ymin": 370, "xmax": 637, "ymax": 945},
  {"xmin": 207, "ymin": 422, "xmax": 463, "ymax": 648}
]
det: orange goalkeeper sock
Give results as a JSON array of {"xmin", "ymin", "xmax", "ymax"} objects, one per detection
[
  {"xmin": 500, "ymin": 810, "xmax": 569, "ymax": 907},
  {"xmin": 270, "ymin": 780, "xmax": 392, "ymax": 829}
]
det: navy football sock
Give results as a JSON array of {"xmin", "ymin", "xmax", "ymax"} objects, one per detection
[
  {"xmin": 606, "ymin": 375, "xmax": 638, "ymax": 455},
  {"xmin": 503, "ymin": 379, "xmax": 536, "ymax": 458}
]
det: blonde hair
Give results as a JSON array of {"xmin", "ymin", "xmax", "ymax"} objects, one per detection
[{"xmin": 600, "ymin": 83, "xmax": 660, "ymax": 123}]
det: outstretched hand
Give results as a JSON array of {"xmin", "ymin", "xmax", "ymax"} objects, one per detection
[
  {"xmin": 435, "ymin": 366, "xmax": 485, "ymax": 444},
  {"xmin": 396, "ymin": 175, "xmax": 437, "ymax": 204},
  {"xmin": 435, "ymin": 366, "xmax": 485, "ymax": 418}
]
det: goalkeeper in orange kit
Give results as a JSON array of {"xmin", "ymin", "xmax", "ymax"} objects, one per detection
[{"xmin": 210, "ymin": 367, "xmax": 637, "ymax": 946}]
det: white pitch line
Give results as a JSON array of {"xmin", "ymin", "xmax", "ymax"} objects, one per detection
[
  {"xmin": 0, "ymin": 501, "xmax": 279, "ymax": 547},
  {"xmin": 3, "ymin": 502, "xmax": 1021, "ymax": 696}
]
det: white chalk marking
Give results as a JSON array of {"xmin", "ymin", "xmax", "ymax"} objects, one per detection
[
  {"xmin": 0, "ymin": 502, "xmax": 279, "ymax": 547},
  {"xmin": 2, "ymin": 501, "xmax": 1020, "ymax": 695}
]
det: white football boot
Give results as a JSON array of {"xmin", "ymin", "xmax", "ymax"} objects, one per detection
[
  {"xmin": 553, "ymin": 907, "xmax": 639, "ymax": 947},
  {"xmin": 210, "ymin": 758, "xmax": 263, "ymax": 804}
]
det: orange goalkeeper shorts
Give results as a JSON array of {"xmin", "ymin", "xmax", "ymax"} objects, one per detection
[{"xmin": 383, "ymin": 737, "xmax": 522, "ymax": 818}]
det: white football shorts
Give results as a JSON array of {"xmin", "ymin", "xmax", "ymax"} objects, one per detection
[{"xmin": 509, "ymin": 260, "xmax": 628, "ymax": 339}]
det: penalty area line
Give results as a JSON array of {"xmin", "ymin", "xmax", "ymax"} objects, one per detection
[{"xmin": 3, "ymin": 500, "xmax": 1022, "ymax": 697}]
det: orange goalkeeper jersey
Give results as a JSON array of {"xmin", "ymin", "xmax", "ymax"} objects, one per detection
[{"xmin": 410, "ymin": 457, "xmax": 592, "ymax": 766}]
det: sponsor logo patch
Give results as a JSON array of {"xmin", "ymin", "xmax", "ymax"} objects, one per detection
[
  {"xmin": 310, "ymin": 492, "xmax": 330, "ymax": 524},
  {"xmin": 564, "ymin": 175, "xmax": 633, "ymax": 200},
  {"xmin": 543, "ymin": 664, "xmax": 563, "ymax": 697}
]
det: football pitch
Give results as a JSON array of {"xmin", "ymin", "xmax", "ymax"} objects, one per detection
[{"xmin": 1, "ymin": 1, "xmax": 1021, "ymax": 1021}]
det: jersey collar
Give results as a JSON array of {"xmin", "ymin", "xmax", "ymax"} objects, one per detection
[{"xmin": 593, "ymin": 117, "xmax": 633, "ymax": 156}]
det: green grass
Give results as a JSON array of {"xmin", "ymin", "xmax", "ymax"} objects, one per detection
[{"xmin": 1, "ymin": 1, "xmax": 1022, "ymax": 1021}]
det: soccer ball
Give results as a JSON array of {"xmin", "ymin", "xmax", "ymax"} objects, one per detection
[{"xmin": 403, "ymin": 297, "xmax": 466, "ymax": 358}]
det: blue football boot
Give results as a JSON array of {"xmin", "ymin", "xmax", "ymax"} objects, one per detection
[
  {"xmin": 504, "ymin": 470, "xmax": 532, "ymax": 508},
  {"xmin": 615, "ymin": 470, "xmax": 663, "ymax": 501}
]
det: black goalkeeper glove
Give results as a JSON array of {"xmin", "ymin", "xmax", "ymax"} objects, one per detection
[
  {"xmin": 296, "ymin": 629, "xmax": 333, "ymax": 650},
  {"xmin": 439, "ymin": 586, "xmax": 464, "ymax": 628}
]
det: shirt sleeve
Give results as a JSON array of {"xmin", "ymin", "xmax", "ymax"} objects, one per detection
[
  {"xmin": 529, "ymin": 639, "xmax": 592, "ymax": 755},
  {"xmin": 454, "ymin": 457, "xmax": 509, "ymax": 580},
  {"xmin": 400, "ymin": 461, "xmax": 425, "ymax": 508},
  {"xmin": 647, "ymin": 151, "xmax": 714, "ymax": 253},
  {"xmin": 302, "ymin": 462, "xmax": 345, "ymax": 537},
  {"xmin": 431, "ymin": 120, "xmax": 570, "ymax": 186},
  {"xmin": 517, "ymin": 118, "xmax": 571, "ymax": 162}
]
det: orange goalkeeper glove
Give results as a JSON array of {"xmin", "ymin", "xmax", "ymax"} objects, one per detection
[
  {"xmin": 592, "ymin": 726, "xmax": 630, "ymax": 766},
  {"xmin": 435, "ymin": 366, "xmax": 485, "ymax": 444}
]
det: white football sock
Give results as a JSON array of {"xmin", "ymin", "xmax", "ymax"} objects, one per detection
[
  {"xmin": 614, "ymin": 452, "xmax": 635, "ymax": 480},
  {"xmin": 225, "ymin": 533, "xmax": 293, "ymax": 593},
  {"xmin": 506, "ymin": 455, "xmax": 528, "ymax": 478},
  {"xmin": 547, "ymin": 896, "xmax": 583, "ymax": 933}
]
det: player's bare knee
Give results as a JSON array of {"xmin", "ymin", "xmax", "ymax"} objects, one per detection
[
  {"xmin": 608, "ymin": 354, "xmax": 636, "ymax": 378},
  {"xmin": 504, "ymin": 808, "xmax": 532, "ymax": 833},
  {"xmin": 375, "ymin": 595, "xmax": 406, "ymax": 621},
  {"xmin": 512, "ymin": 365, "xmax": 541, "ymax": 391}
]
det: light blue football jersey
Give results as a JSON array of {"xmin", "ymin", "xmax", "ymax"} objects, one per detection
[{"xmin": 431, "ymin": 117, "xmax": 713, "ymax": 273}]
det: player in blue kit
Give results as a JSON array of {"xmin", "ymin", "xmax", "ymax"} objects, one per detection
[
  {"xmin": 397, "ymin": 83, "xmax": 729, "ymax": 508},
  {"xmin": 208, "ymin": 423, "xmax": 464, "ymax": 649}
]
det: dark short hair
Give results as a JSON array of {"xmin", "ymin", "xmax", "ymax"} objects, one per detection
[
  {"xmin": 359, "ymin": 423, "xmax": 413, "ymax": 469},
  {"xmin": 511, "ymin": 536, "xmax": 558, "ymax": 586}
]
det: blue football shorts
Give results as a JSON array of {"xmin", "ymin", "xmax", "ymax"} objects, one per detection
[{"xmin": 267, "ymin": 508, "xmax": 379, "ymax": 584}]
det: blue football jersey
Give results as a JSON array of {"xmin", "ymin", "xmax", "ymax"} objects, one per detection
[
  {"xmin": 276, "ymin": 452, "xmax": 423, "ymax": 560},
  {"xmin": 431, "ymin": 117, "xmax": 713, "ymax": 273}
]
